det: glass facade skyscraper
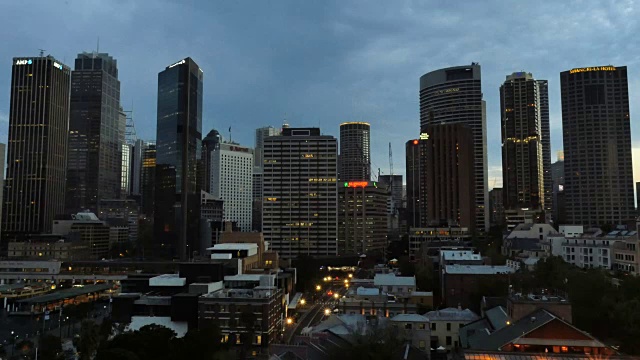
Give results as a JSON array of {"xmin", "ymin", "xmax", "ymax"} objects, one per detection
[
  {"xmin": 66, "ymin": 53, "xmax": 123, "ymax": 215},
  {"xmin": 561, "ymin": 65, "xmax": 634, "ymax": 226},
  {"xmin": 154, "ymin": 58, "xmax": 203, "ymax": 260},
  {"xmin": 2, "ymin": 56, "xmax": 71, "ymax": 246}
]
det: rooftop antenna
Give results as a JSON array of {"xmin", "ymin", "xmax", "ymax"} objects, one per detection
[
  {"xmin": 97, "ymin": 36, "xmax": 100, "ymax": 54},
  {"xmin": 38, "ymin": 49, "xmax": 46, "ymax": 57}
]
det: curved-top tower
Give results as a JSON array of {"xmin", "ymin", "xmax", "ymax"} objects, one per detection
[{"xmin": 419, "ymin": 64, "xmax": 488, "ymax": 231}]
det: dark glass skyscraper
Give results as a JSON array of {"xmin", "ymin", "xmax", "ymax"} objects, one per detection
[
  {"xmin": 2, "ymin": 56, "xmax": 71, "ymax": 245},
  {"xmin": 201, "ymin": 129, "xmax": 222, "ymax": 193},
  {"xmin": 339, "ymin": 122, "xmax": 370, "ymax": 181},
  {"xmin": 420, "ymin": 64, "xmax": 488, "ymax": 231},
  {"xmin": 405, "ymin": 139, "xmax": 424, "ymax": 228},
  {"xmin": 141, "ymin": 142, "xmax": 156, "ymax": 218},
  {"xmin": 561, "ymin": 66, "xmax": 634, "ymax": 226},
  {"xmin": 66, "ymin": 53, "xmax": 122, "ymax": 214},
  {"xmin": 500, "ymin": 72, "xmax": 546, "ymax": 212},
  {"xmin": 154, "ymin": 58, "xmax": 203, "ymax": 260}
]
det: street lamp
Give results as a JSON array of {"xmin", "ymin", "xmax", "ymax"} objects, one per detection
[
  {"xmin": 324, "ymin": 308, "xmax": 331, "ymax": 316},
  {"xmin": 300, "ymin": 299, "xmax": 306, "ymax": 305},
  {"xmin": 315, "ymin": 285, "xmax": 321, "ymax": 291},
  {"xmin": 286, "ymin": 318, "xmax": 293, "ymax": 325},
  {"xmin": 333, "ymin": 293, "xmax": 340, "ymax": 299},
  {"xmin": 348, "ymin": 273, "xmax": 353, "ymax": 278},
  {"xmin": 344, "ymin": 279, "xmax": 349, "ymax": 284}
]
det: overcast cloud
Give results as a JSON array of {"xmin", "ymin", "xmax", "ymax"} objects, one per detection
[{"xmin": 2, "ymin": 0, "xmax": 640, "ymax": 188}]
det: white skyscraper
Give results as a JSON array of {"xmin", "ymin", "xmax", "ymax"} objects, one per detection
[{"xmin": 210, "ymin": 143, "xmax": 254, "ymax": 231}]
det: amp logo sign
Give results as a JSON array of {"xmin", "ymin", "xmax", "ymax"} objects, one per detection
[{"xmin": 15, "ymin": 59, "xmax": 33, "ymax": 65}]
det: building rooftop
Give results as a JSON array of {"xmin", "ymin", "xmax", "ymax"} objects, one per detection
[
  {"xmin": 374, "ymin": 273, "xmax": 416, "ymax": 287},
  {"xmin": 425, "ymin": 307, "xmax": 479, "ymax": 322},
  {"xmin": 16, "ymin": 283, "xmax": 113, "ymax": 305},
  {"xmin": 441, "ymin": 250, "xmax": 481, "ymax": 261},
  {"xmin": 509, "ymin": 293, "xmax": 568, "ymax": 303},
  {"xmin": 390, "ymin": 314, "xmax": 429, "ymax": 323},
  {"xmin": 463, "ymin": 308, "xmax": 608, "ymax": 351},
  {"xmin": 203, "ymin": 286, "xmax": 278, "ymax": 299},
  {"xmin": 503, "ymin": 238, "xmax": 542, "ymax": 251},
  {"xmin": 444, "ymin": 265, "xmax": 515, "ymax": 275},
  {"xmin": 223, "ymin": 274, "xmax": 273, "ymax": 282},
  {"xmin": 356, "ymin": 287, "xmax": 380, "ymax": 296},
  {"xmin": 149, "ymin": 274, "xmax": 186, "ymax": 287},
  {"xmin": 411, "ymin": 291, "xmax": 433, "ymax": 297},
  {"xmin": 206, "ymin": 243, "xmax": 258, "ymax": 251}
]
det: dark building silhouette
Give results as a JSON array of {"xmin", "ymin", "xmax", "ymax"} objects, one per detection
[
  {"xmin": 339, "ymin": 122, "xmax": 370, "ymax": 181},
  {"xmin": 551, "ymin": 155, "xmax": 566, "ymax": 225},
  {"xmin": 2, "ymin": 56, "xmax": 71, "ymax": 248},
  {"xmin": 561, "ymin": 66, "xmax": 634, "ymax": 226},
  {"xmin": 66, "ymin": 52, "xmax": 123, "ymax": 214},
  {"xmin": 489, "ymin": 188, "xmax": 504, "ymax": 227},
  {"xmin": 423, "ymin": 123, "xmax": 475, "ymax": 230},
  {"xmin": 201, "ymin": 129, "xmax": 222, "ymax": 193},
  {"xmin": 420, "ymin": 64, "xmax": 488, "ymax": 231},
  {"xmin": 154, "ymin": 58, "xmax": 203, "ymax": 260},
  {"xmin": 141, "ymin": 142, "xmax": 156, "ymax": 218},
  {"xmin": 405, "ymin": 139, "xmax": 424, "ymax": 228}
]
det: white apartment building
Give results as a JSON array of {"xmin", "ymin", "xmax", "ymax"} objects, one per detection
[
  {"xmin": 562, "ymin": 237, "xmax": 614, "ymax": 269},
  {"xmin": 262, "ymin": 127, "xmax": 338, "ymax": 258},
  {"xmin": 210, "ymin": 143, "xmax": 254, "ymax": 232}
]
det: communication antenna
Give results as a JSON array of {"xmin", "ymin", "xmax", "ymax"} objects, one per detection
[{"xmin": 38, "ymin": 49, "xmax": 46, "ymax": 57}]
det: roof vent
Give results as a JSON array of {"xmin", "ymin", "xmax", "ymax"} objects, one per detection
[{"xmin": 530, "ymin": 316, "xmax": 536, "ymax": 323}]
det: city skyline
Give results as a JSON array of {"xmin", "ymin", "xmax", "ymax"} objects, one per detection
[{"xmin": 2, "ymin": 1, "xmax": 640, "ymax": 189}]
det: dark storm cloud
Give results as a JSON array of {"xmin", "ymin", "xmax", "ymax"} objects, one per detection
[{"xmin": 1, "ymin": 0, "xmax": 640, "ymax": 185}]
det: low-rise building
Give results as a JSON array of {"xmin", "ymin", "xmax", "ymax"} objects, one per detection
[
  {"xmin": 559, "ymin": 225, "xmax": 583, "ymax": 238},
  {"xmin": 561, "ymin": 237, "xmax": 613, "ymax": 269},
  {"xmin": 506, "ymin": 223, "xmax": 559, "ymax": 243},
  {"xmin": 199, "ymin": 284, "xmax": 284, "ymax": 349},
  {"xmin": 373, "ymin": 273, "xmax": 416, "ymax": 296},
  {"xmin": 507, "ymin": 292, "xmax": 571, "ymax": 323},
  {"xmin": 425, "ymin": 307, "xmax": 479, "ymax": 350},
  {"xmin": 409, "ymin": 227, "xmax": 471, "ymax": 259},
  {"xmin": 442, "ymin": 265, "xmax": 515, "ymax": 309},
  {"xmin": 53, "ymin": 212, "xmax": 112, "ymax": 259},
  {"xmin": 504, "ymin": 209, "xmax": 543, "ymax": 231},
  {"xmin": 460, "ymin": 307, "xmax": 614, "ymax": 355},
  {"xmin": 7, "ymin": 234, "xmax": 89, "ymax": 260},
  {"xmin": 501, "ymin": 237, "xmax": 545, "ymax": 258},
  {"xmin": 390, "ymin": 314, "xmax": 431, "ymax": 352},
  {"xmin": 612, "ymin": 235, "xmax": 640, "ymax": 275}
]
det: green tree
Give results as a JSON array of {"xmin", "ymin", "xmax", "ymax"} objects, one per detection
[
  {"xmin": 331, "ymin": 322, "xmax": 407, "ymax": 360},
  {"xmin": 95, "ymin": 348, "xmax": 141, "ymax": 360},
  {"xmin": 76, "ymin": 320, "xmax": 100, "ymax": 360},
  {"xmin": 15, "ymin": 339, "xmax": 35, "ymax": 359},
  {"xmin": 39, "ymin": 334, "xmax": 63, "ymax": 360}
]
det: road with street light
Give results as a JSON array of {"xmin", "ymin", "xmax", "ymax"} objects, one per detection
[{"xmin": 284, "ymin": 274, "xmax": 353, "ymax": 344}]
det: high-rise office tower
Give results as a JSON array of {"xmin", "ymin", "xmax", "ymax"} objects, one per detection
[
  {"xmin": 500, "ymin": 72, "xmax": 547, "ymax": 212},
  {"xmin": 405, "ymin": 139, "xmax": 424, "ymax": 228},
  {"xmin": 338, "ymin": 181, "xmax": 387, "ymax": 255},
  {"xmin": 263, "ymin": 128, "xmax": 338, "ymax": 258},
  {"xmin": 141, "ymin": 142, "xmax": 156, "ymax": 218},
  {"xmin": 423, "ymin": 123, "xmax": 476, "ymax": 229},
  {"xmin": 339, "ymin": 122, "xmax": 370, "ymax": 181},
  {"xmin": 201, "ymin": 129, "xmax": 222, "ymax": 193},
  {"xmin": 121, "ymin": 143, "xmax": 132, "ymax": 196},
  {"xmin": 154, "ymin": 58, "xmax": 203, "ymax": 260},
  {"xmin": 561, "ymin": 66, "xmax": 634, "ymax": 226},
  {"xmin": 538, "ymin": 80, "xmax": 552, "ymax": 221},
  {"xmin": 129, "ymin": 139, "xmax": 144, "ymax": 196},
  {"xmin": 66, "ymin": 53, "xmax": 122, "ymax": 215},
  {"xmin": 255, "ymin": 126, "xmax": 280, "ymax": 168},
  {"xmin": 489, "ymin": 188, "xmax": 504, "ymax": 227},
  {"xmin": 551, "ymin": 153, "xmax": 565, "ymax": 224},
  {"xmin": 210, "ymin": 143, "xmax": 254, "ymax": 232},
  {"xmin": 2, "ymin": 56, "xmax": 71, "ymax": 244},
  {"xmin": 420, "ymin": 64, "xmax": 488, "ymax": 231},
  {"xmin": 253, "ymin": 126, "xmax": 281, "ymax": 232},
  {"xmin": 0, "ymin": 143, "xmax": 5, "ymax": 238}
]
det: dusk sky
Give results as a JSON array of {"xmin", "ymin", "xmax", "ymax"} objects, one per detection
[{"xmin": 2, "ymin": 0, "xmax": 640, "ymax": 189}]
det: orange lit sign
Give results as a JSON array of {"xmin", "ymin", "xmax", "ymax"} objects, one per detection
[{"xmin": 345, "ymin": 181, "xmax": 368, "ymax": 188}]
